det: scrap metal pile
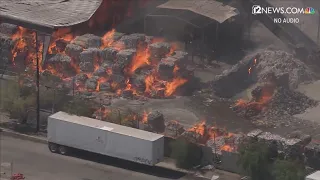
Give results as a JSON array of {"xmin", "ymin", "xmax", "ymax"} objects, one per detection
[
  {"xmin": 212, "ymin": 49, "xmax": 318, "ymax": 124},
  {"xmin": 0, "ymin": 23, "xmax": 193, "ymax": 100}
]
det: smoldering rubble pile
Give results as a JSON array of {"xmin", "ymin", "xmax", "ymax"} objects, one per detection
[
  {"xmin": 212, "ymin": 49, "xmax": 318, "ymax": 121},
  {"xmin": 213, "ymin": 50, "xmax": 315, "ymax": 96},
  {"xmin": 261, "ymin": 87, "xmax": 317, "ymax": 117},
  {"xmin": 0, "ymin": 23, "xmax": 194, "ymax": 100},
  {"xmin": 246, "ymin": 129, "xmax": 320, "ymax": 165},
  {"xmin": 254, "ymin": 50, "xmax": 315, "ymax": 88},
  {"xmin": 232, "ymin": 84, "xmax": 318, "ymax": 120},
  {"xmin": 164, "ymin": 120, "xmax": 244, "ymax": 154}
]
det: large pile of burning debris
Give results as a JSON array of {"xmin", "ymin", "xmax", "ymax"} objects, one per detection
[
  {"xmin": 1, "ymin": 23, "xmax": 193, "ymax": 99},
  {"xmin": 211, "ymin": 49, "xmax": 318, "ymax": 123},
  {"xmin": 164, "ymin": 120, "xmax": 244, "ymax": 154},
  {"xmin": 232, "ymin": 83, "xmax": 318, "ymax": 120}
]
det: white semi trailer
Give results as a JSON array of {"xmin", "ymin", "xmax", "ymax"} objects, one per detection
[
  {"xmin": 306, "ymin": 171, "xmax": 320, "ymax": 180},
  {"xmin": 47, "ymin": 111, "xmax": 164, "ymax": 166}
]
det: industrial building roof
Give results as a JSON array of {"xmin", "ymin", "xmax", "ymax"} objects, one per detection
[
  {"xmin": 0, "ymin": 0, "xmax": 102, "ymax": 32},
  {"xmin": 49, "ymin": 111, "xmax": 164, "ymax": 141},
  {"xmin": 157, "ymin": 0, "xmax": 239, "ymax": 24},
  {"xmin": 306, "ymin": 171, "xmax": 320, "ymax": 180}
]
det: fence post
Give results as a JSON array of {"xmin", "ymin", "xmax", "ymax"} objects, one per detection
[{"xmin": 10, "ymin": 161, "xmax": 13, "ymax": 177}]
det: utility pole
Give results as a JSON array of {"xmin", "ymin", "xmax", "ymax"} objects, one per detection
[
  {"xmin": 45, "ymin": 85, "xmax": 56, "ymax": 114},
  {"xmin": 52, "ymin": 88, "xmax": 56, "ymax": 113},
  {"xmin": 35, "ymin": 32, "xmax": 40, "ymax": 132},
  {"xmin": 317, "ymin": 9, "xmax": 320, "ymax": 45},
  {"xmin": 214, "ymin": 133, "xmax": 217, "ymax": 160},
  {"xmin": 72, "ymin": 77, "xmax": 75, "ymax": 96},
  {"xmin": 99, "ymin": 98, "xmax": 102, "ymax": 120}
]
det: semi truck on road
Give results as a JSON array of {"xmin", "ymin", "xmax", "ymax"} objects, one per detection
[{"xmin": 47, "ymin": 111, "xmax": 164, "ymax": 166}]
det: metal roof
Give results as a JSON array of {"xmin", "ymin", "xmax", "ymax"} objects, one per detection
[
  {"xmin": 0, "ymin": 0, "xmax": 103, "ymax": 33},
  {"xmin": 49, "ymin": 111, "xmax": 164, "ymax": 141},
  {"xmin": 157, "ymin": 0, "xmax": 239, "ymax": 24}
]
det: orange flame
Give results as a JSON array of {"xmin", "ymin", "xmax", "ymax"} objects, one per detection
[
  {"xmin": 127, "ymin": 46, "xmax": 151, "ymax": 74},
  {"xmin": 49, "ymin": 28, "xmax": 74, "ymax": 54},
  {"xmin": 144, "ymin": 74, "xmax": 155, "ymax": 93},
  {"xmin": 165, "ymin": 78, "xmax": 187, "ymax": 96},
  {"xmin": 221, "ymin": 144, "xmax": 234, "ymax": 152},
  {"xmin": 95, "ymin": 108, "xmax": 111, "ymax": 120},
  {"xmin": 11, "ymin": 26, "xmax": 28, "ymax": 65},
  {"xmin": 248, "ymin": 59, "xmax": 257, "ymax": 75},
  {"xmin": 141, "ymin": 111, "xmax": 150, "ymax": 123},
  {"xmin": 10, "ymin": 25, "xmax": 186, "ymax": 98},
  {"xmin": 101, "ymin": 29, "xmax": 116, "ymax": 49},
  {"xmin": 96, "ymin": 77, "xmax": 108, "ymax": 92},
  {"xmin": 235, "ymin": 99, "xmax": 247, "ymax": 107},
  {"xmin": 188, "ymin": 121, "xmax": 206, "ymax": 136},
  {"xmin": 234, "ymin": 86, "xmax": 274, "ymax": 111},
  {"xmin": 173, "ymin": 65, "xmax": 179, "ymax": 73}
]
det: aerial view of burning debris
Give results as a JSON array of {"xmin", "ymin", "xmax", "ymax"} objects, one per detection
[
  {"xmin": 2, "ymin": 0, "xmax": 320, "ymax": 143},
  {"xmin": 4, "ymin": 0, "xmax": 320, "ymax": 178}
]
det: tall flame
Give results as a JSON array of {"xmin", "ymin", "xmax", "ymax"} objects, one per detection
[
  {"xmin": 127, "ymin": 46, "xmax": 151, "ymax": 74},
  {"xmin": 165, "ymin": 78, "xmax": 187, "ymax": 96},
  {"xmin": 188, "ymin": 121, "xmax": 206, "ymax": 136}
]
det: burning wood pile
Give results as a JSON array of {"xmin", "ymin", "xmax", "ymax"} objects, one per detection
[
  {"xmin": 1, "ymin": 23, "xmax": 193, "ymax": 99},
  {"xmin": 164, "ymin": 120, "xmax": 243, "ymax": 154}
]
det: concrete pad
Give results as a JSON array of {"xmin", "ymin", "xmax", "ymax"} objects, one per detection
[
  {"xmin": 295, "ymin": 105, "xmax": 320, "ymax": 123},
  {"xmin": 154, "ymin": 108, "xmax": 199, "ymax": 129},
  {"xmin": 110, "ymin": 97, "xmax": 200, "ymax": 128},
  {"xmin": 298, "ymin": 80, "xmax": 320, "ymax": 100},
  {"xmin": 295, "ymin": 80, "xmax": 320, "ymax": 123}
]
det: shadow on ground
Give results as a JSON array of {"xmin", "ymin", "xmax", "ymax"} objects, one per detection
[{"xmin": 67, "ymin": 149, "xmax": 186, "ymax": 179}]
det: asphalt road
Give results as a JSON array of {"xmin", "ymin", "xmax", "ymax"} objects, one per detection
[{"xmin": 0, "ymin": 135, "xmax": 189, "ymax": 180}]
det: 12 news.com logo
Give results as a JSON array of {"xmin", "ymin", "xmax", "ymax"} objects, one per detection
[{"xmin": 252, "ymin": 5, "xmax": 315, "ymax": 15}]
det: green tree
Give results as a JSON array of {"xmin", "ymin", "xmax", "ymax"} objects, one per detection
[
  {"xmin": 1, "ymin": 81, "xmax": 35, "ymax": 122},
  {"xmin": 272, "ymin": 159, "xmax": 306, "ymax": 180},
  {"xmin": 237, "ymin": 140, "xmax": 272, "ymax": 180},
  {"xmin": 39, "ymin": 86, "xmax": 71, "ymax": 111},
  {"xmin": 170, "ymin": 138, "xmax": 202, "ymax": 169}
]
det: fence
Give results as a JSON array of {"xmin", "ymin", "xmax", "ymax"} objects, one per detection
[{"xmin": 0, "ymin": 65, "xmax": 18, "ymax": 78}]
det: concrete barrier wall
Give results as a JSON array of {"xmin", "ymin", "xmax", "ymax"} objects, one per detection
[
  {"xmin": 163, "ymin": 137, "xmax": 243, "ymax": 173},
  {"xmin": 217, "ymin": 151, "xmax": 243, "ymax": 174}
]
